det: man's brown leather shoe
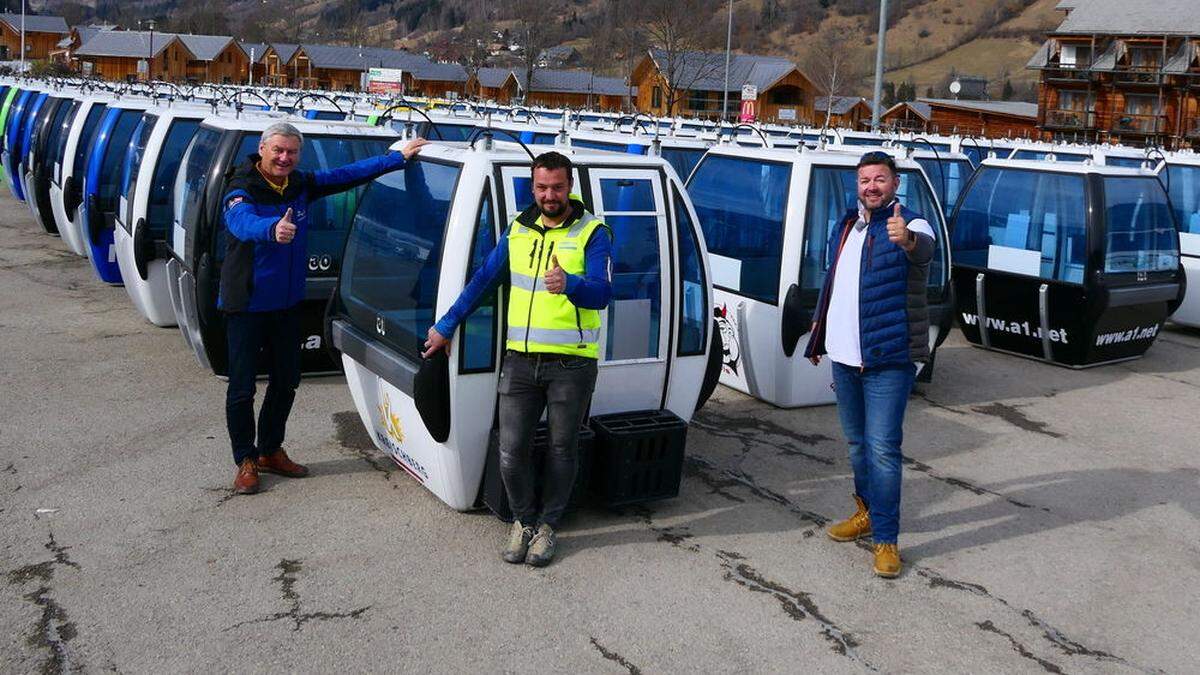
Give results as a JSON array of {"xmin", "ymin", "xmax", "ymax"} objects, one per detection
[
  {"xmin": 234, "ymin": 459, "xmax": 260, "ymax": 494},
  {"xmin": 256, "ymin": 449, "xmax": 309, "ymax": 478}
]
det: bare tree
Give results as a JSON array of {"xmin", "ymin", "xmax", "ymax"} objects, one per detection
[
  {"xmin": 804, "ymin": 27, "xmax": 865, "ymax": 131},
  {"xmin": 510, "ymin": 0, "xmax": 562, "ymax": 105},
  {"xmin": 641, "ymin": 0, "xmax": 723, "ymax": 117},
  {"xmin": 599, "ymin": 0, "xmax": 647, "ymax": 111}
]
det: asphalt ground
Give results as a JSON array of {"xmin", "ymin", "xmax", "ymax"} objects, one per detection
[{"xmin": 1, "ymin": 189, "xmax": 1198, "ymax": 674}]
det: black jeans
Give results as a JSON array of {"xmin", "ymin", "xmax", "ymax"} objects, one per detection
[
  {"xmin": 497, "ymin": 350, "xmax": 598, "ymax": 529},
  {"xmin": 225, "ymin": 307, "xmax": 301, "ymax": 465}
]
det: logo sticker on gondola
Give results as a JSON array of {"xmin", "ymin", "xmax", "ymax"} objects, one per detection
[
  {"xmin": 379, "ymin": 396, "xmax": 405, "ymax": 446},
  {"xmin": 376, "ymin": 394, "xmax": 429, "ymax": 482},
  {"xmin": 715, "ymin": 304, "xmax": 740, "ymax": 375}
]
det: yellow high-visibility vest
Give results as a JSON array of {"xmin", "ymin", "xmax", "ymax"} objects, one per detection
[{"xmin": 506, "ymin": 201, "xmax": 608, "ymax": 358}]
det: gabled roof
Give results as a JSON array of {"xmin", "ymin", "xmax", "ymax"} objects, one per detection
[
  {"xmin": 269, "ymin": 43, "xmax": 299, "ymax": 64},
  {"xmin": 646, "ymin": 48, "xmax": 801, "ymax": 94},
  {"xmin": 816, "ymin": 96, "xmax": 870, "ymax": 116},
  {"xmin": 1027, "ymin": 39, "xmax": 1054, "ymax": 69},
  {"xmin": 476, "ymin": 67, "xmax": 515, "ymax": 89},
  {"xmin": 883, "ymin": 101, "xmax": 932, "ymax": 121},
  {"xmin": 61, "ymin": 25, "xmax": 118, "ymax": 50},
  {"xmin": 515, "ymin": 68, "xmax": 630, "ymax": 96},
  {"xmin": 75, "ymin": 30, "xmax": 190, "ymax": 59},
  {"xmin": 176, "ymin": 34, "xmax": 237, "ymax": 62},
  {"xmin": 1051, "ymin": 0, "xmax": 1200, "ymax": 35},
  {"xmin": 239, "ymin": 42, "xmax": 267, "ymax": 63},
  {"xmin": 0, "ymin": 13, "xmax": 68, "ymax": 34},
  {"xmin": 919, "ymin": 97, "xmax": 1038, "ymax": 119},
  {"xmin": 292, "ymin": 43, "xmax": 468, "ymax": 82}
]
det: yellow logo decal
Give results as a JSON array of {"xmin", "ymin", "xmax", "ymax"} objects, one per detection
[{"xmin": 378, "ymin": 396, "xmax": 405, "ymax": 446}]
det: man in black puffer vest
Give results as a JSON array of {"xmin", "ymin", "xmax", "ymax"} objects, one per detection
[{"xmin": 221, "ymin": 121, "xmax": 427, "ymax": 495}]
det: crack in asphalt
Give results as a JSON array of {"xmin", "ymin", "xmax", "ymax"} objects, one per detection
[
  {"xmin": 224, "ymin": 559, "xmax": 371, "ymax": 633},
  {"xmin": 969, "ymin": 402, "xmax": 1064, "ymax": 439},
  {"xmin": 692, "ymin": 409, "xmax": 835, "ymax": 465},
  {"xmin": 201, "ymin": 486, "xmax": 238, "ymax": 507},
  {"xmin": 332, "ymin": 411, "xmax": 396, "ymax": 483},
  {"xmin": 901, "ymin": 456, "xmax": 1050, "ymax": 512},
  {"xmin": 632, "ymin": 507, "xmax": 869, "ymax": 667},
  {"xmin": 976, "ymin": 620, "xmax": 1065, "ymax": 673},
  {"xmin": 6, "ymin": 531, "xmax": 81, "ymax": 675},
  {"xmin": 678, "ymin": 452, "xmax": 1153, "ymax": 673},
  {"xmin": 917, "ymin": 568, "xmax": 1162, "ymax": 674},
  {"xmin": 718, "ymin": 552, "xmax": 876, "ymax": 670},
  {"xmin": 589, "ymin": 637, "xmax": 642, "ymax": 675}
]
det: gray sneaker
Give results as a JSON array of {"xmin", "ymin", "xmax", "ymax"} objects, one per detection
[
  {"xmin": 525, "ymin": 524, "xmax": 557, "ymax": 567},
  {"xmin": 502, "ymin": 520, "xmax": 535, "ymax": 564}
]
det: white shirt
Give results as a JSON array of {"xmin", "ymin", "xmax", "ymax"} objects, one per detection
[{"xmin": 824, "ymin": 199, "xmax": 935, "ymax": 368}]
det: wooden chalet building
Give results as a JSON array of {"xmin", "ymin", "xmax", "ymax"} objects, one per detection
[
  {"xmin": 881, "ymin": 97, "xmax": 1039, "ymax": 137},
  {"xmin": 0, "ymin": 12, "xmax": 69, "ymax": 61},
  {"xmin": 631, "ymin": 48, "xmax": 815, "ymax": 123},
  {"xmin": 815, "ymin": 96, "xmax": 873, "ymax": 130},
  {"xmin": 74, "ymin": 30, "xmax": 192, "ymax": 81},
  {"xmin": 1028, "ymin": 0, "xmax": 1200, "ymax": 147},
  {"xmin": 280, "ymin": 44, "xmax": 467, "ymax": 96}
]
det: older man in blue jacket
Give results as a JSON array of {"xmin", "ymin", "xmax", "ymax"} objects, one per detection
[{"xmin": 221, "ymin": 121, "xmax": 427, "ymax": 495}]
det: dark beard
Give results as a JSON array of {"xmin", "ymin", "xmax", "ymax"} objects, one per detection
[{"xmin": 538, "ymin": 201, "xmax": 568, "ymax": 219}]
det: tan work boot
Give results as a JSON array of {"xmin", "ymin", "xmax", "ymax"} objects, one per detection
[
  {"xmin": 827, "ymin": 495, "xmax": 872, "ymax": 542},
  {"xmin": 525, "ymin": 524, "xmax": 557, "ymax": 567},
  {"xmin": 873, "ymin": 543, "xmax": 902, "ymax": 578}
]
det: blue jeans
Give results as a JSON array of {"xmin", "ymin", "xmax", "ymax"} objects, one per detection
[{"xmin": 830, "ymin": 361, "xmax": 916, "ymax": 544}]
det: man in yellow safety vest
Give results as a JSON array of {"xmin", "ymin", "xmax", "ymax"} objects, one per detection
[{"xmin": 424, "ymin": 151, "xmax": 612, "ymax": 566}]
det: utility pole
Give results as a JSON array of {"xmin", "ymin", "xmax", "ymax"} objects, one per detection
[
  {"xmin": 870, "ymin": 0, "xmax": 888, "ymax": 131},
  {"xmin": 721, "ymin": 0, "xmax": 733, "ymax": 121},
  {"xmin": 148, "ymin": 19, "xmax": 155, "ymax": 82},
  {"xmin": 19, "ymin": 0, "xmax": 25, "ymax": 74}
]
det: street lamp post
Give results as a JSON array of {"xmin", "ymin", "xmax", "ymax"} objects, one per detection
[
  {"xmin": 870, "ymin": 0, "xmax": 889, "ymax": 131},
  {"xmin": 721, "ymin": 0, "xmax": 733, "ymax": 121},
  {"xmin": 148, "ymin": 19, "xmax": 155, "ymax": 82},
  {"xmin": 19, "ymin": 0, "xmax": 26, "ymax": 74}
]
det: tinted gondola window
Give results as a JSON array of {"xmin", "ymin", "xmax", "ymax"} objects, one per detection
[
  {"xmin": 572, "ymin": 138, "xmax": 625, "ymax": 153},
  {"xmin": 674, "ymin": 187, "xmax": 707, "ymax": 356},
  {"xmin": 176, "ymin": 127, "xmax": 223, "ymax": 232},
  {"xmin": 146, "ymin": 119, "xmax": 200, "ymax": 239},
  {"xmin": 1164, "ymin": 165, "xmax": 1200, "ymax": 235},
  {"xmin": 461, "ymin": 187, "xmax": 498, "ymax": 372},
  {"xmin": 94, "ymin": 110, "xmax": 143, "ymax": 213},
  {"xmin": 1102, "ymin": 176, "xmax": 1178, "ymax": 274},
  {"xmin": 688, "ymin": 155, "xmax": 790, "ymax": 303},
  {"xmin": 1104, "ymin": 156, "xmax": 1147, "ymax": 169},
  {"xmin": 598, "ymin": 177, "xmax": 662, "ymax": 360},
  {"xmin": 40, "ymin": 100, "xmax": 75, "ymax": 170},
  {"xmin": 120, "ymin": 115, "xmax": 156, "ymax": 229},
  {"xmin": 915, "ymin": 158, "xmax": 973, "ymax": 212},
  {"xmin": 1011, "ymin": 149, "xmax": 1088, "ymax": 163},
  {"xmin": 340, "ymin": 160, "xmax": 460, "ymax": 362},
  {"xmin": 952, "ymin": 168, "xmax": 1088, "ymax": 283},
  {"xmin": 70, "ymin": 104, "xmax": 106, "ymax": 184},
  {"xmin": 661, "ymin": 147, "xmax": 703, "ymax": 182}
]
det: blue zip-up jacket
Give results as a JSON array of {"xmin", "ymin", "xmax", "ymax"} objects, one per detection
[
  {"xmin": 433, "ymin": 200, "xmax": 613, "ymax": 339},
  {"xmin": 804, "ymin": 200, "xmax": 935, "ymax": 367},
  {"xmin": 219, "ymin": 151, "xmax": 407, "ymax": 313}
]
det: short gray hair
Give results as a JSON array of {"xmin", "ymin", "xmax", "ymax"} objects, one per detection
[{"xmin": 260, "ymin": 122, "xmax": 303, "ymax": 147}]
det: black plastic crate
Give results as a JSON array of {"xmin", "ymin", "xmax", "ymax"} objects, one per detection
[
  {"xmin": 590, "ymin": 409, "xmax": 687, "ymax": 507},
  {"xmin": 482, "ymin": 423, "xmax": 594, "ymax": 522}
]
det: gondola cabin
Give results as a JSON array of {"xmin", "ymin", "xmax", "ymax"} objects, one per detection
[
  {"xmin": 950, "ymin": 158, "xmax": 1182, "ymax": 366},
  {"xmin": 1156, "ymin": 152, "xmax": 1200, "ymax": 327},
  {"xmin": 166, "ymin": 116, "xmax": 399, "ymax": 376},
  {"xmin": 50, "ymin": 94, "xmax": 113, "ymax": 258},
  {"xmin": 325, "ymin": 142, "xmax": 717, "ymax": 510},
  {"xmin": 685, "ymin": 145, "xmax": 953, "ymax": 408},
  {"xmin": 113, "ymin": 104, "xmax": 216, "ymax": 326}
]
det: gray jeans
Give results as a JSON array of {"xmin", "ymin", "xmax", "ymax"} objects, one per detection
[{"xmin": 497, "ymin": 350, "xmax": 598, "ymax": 529}]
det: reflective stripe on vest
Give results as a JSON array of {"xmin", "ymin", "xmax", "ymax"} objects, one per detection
[{"xmin": 507, "ymin": 209, "xmax": 605, "ymax": 358}]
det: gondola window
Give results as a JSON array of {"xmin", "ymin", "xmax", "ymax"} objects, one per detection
[
  {"xmin": 1102, "ymin": 177, "xmax": 1178, "ymax": 274},
  {"xmin": 673, "ymin": 187, "xmax": 707, "ymax": 356},
  {"xmin": 120, "ymin": 115, "xmax": 156, "ymax": 230},
  {"xmin": 461, "ymin": 187, "xmax": 498, "ymax": 372},
  {"xmin": 596, "ymin": 177, "xmax": 662, "ymax": 361},
  {"xmin": 689, "ymin": 156, "xmax": 791, "ymax": 304},
  {"xmin": 952, "ymin": 168, "xmax": 1088, "ymax": 283},
  {"xmin": 1164, "ymin": 165, "xmax": 1200, "ymax": 236},
  {"xmin": 339, "ymin": 160, "xmax": 460, "ymax": 363},
  {"xmin": 147, "ymin": 120, "xmax": 200, "ymax": 240}
]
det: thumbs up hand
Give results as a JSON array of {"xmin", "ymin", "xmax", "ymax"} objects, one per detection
[
  {"xmin": 275, "ymin": 208, "xmax": 296, "ymax": 244},
  {"xmin": 886, "ymin": 202, "xmax": 913, "ymax": 250},
  {"xmin": 544, "ymin": 253, "xmax": 567, "ymax": 294}
]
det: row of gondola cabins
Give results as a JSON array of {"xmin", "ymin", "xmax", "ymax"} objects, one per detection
[{"xmin": 0, "ymin": 77, "xmax": 1195, "ymax": 512}]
